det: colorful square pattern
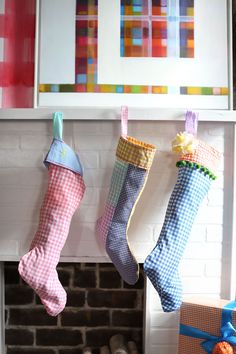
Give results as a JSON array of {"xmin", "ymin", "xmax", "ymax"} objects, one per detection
[
  {"xmin": 121, "ymin": 0, "xmax": 194, "ymax": 58},
  {"xmin": 180, "ymin": 0, "xmax": 194, "ymax": 16},
  {"xmin": 39, "ymin": 0, "xmax": 228, "ymax": 97},
  {"xmin": 152, "ymin": 0, "xmax": 168, "ymax": 16},
  {"xmin": 121, "ymin": 20, "xmax": 149, "ymax": 57}
]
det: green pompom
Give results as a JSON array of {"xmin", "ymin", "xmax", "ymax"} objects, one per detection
[{"xmin": 176, "ymin": 161, "xmax": 181, "ymax": 167}]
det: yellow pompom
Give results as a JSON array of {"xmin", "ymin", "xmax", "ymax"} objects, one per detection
[{"xmin": 172, "ymin": 131, "xmax": 196, "ymax": 155}]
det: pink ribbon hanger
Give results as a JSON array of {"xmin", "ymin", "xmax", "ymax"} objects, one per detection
[
  {"xmin": 121, "ymin": 106, "xmax": 128, "ymax": 138},
  {"xmin": 185, "ymin": 110, "xmax": 199, "ymax": 136}
]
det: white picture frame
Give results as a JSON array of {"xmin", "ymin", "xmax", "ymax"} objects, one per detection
[{"xmin": 35, "ymin": 0, "xmax": 233, "ymax": 114}]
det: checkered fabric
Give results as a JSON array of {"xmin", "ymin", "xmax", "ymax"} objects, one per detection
[
  {"xmin": 106, "ymin": 164, "xmax": 146, "ymax": 284},
  {"xmin": 116, "ymin": 136, "xmax": 156, "ymax": 170},
  {"xmin": 107, "ymin": 160, "xmax": 129, "ymax": 206},
  {"xmin": 144, "ymin": 166, "xmax": 212, "ymax": 312},
  {"xmin": 18, "ymin": 164, "xmax": 85, "ymax": 316},
  {"xmin": 180, "ymin": 139, "xmax": 221, "ymax": 174},
  {"xmin": 96, "ymin": 135, "xmax": 156, "ymax": 284},
  {"xmin": 96, "ymin": 204, "xmax": 116, "ymax": 248}
]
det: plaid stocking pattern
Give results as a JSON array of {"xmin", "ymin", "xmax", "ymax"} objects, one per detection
[
  {"xmin": 18, "ymin": 127, "xmax": 85, "ymax": 316},
  {"xmin": 144, "ymin": 139, "xmax": 221, "ymax": 312},
  {"xmin": 97, "ymin": 136, "xmax": 156, "ymax": 284},
  {"xmin": 19, "ymin": 164, "xmax": 85, "ymax": 316}
]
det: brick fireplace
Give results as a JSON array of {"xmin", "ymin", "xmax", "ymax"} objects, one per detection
[{"xmin": 5, "ymin": 262, "xmax": 144, "ymax": 353}]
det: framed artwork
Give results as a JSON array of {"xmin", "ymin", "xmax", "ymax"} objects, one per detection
[{"xmin": 38, "ymin": 0, "xmax": 231, "ymax": 109}]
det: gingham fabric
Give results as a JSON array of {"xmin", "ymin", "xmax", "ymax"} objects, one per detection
[
  {"xmin": 106, "ymin": 164, "xmax": 146, "ymax": 284},
  {"xmin": 96, "ymin": 135, "xmax": 156, "ymax": 284},
  {"xmin": 107, "ymin": 160, "xmax": 129, "ymax": 206},
  {"xmin": 144, "ymin": 166, "xmax": 211, "ymax": 312},
  {"xmin": 116, "ymin": 136, "xmax": 156, "ymax": 170},
  {"xmin": 180, "ymin": 139, "xmax": 221, "ymax": 174},
  {"xmin": 18, "ymin": 164, "xmax": 85, "ymax": 316}
]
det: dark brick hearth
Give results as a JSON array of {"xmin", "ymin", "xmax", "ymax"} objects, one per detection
[{"xmin": 4, "ymin": 262, "xmax": 144, "ymax": 354}]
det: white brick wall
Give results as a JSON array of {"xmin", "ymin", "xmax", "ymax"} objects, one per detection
[{"xmin": 0, "ymin": 120, "xmax": 233, "ymax": 353}]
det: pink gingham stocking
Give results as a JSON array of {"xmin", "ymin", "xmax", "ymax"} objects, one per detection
[{"xmin": 18, "ymin": 113, "xmax": 85, "ymax": 316}]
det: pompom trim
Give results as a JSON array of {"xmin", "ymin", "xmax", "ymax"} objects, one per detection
[{"xmin": 176, "ymin": 160, "xmax": 216, "ymax": 180}]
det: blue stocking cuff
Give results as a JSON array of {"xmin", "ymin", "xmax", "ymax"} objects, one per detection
[{"xmin": 44, "ymin": 139, "xmax": 83, "ymax": 176}]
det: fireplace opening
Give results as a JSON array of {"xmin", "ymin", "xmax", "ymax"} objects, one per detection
[{"xmin": 4, "ymin": 262, "xmax": 144, "ymax": 354}]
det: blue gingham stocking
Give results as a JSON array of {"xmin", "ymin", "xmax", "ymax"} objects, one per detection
[{"xmin": 144, "ymin": 164, "xmax": 216, "ymax": 312}]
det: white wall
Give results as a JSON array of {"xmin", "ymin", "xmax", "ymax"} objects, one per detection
[{"xmin": 0, "ymin": 119, "xmax": 233, "ymax": 353}]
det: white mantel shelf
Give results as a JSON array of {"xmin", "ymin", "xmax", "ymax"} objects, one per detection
[{"xmin": 0, "ymin": 108, "xmax": 236, "ymax": 121}]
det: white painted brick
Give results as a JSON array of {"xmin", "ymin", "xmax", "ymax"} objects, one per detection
[
  {"xmin": 0, "ymin": 240, "xmax": 19, "ymax": 256},
  {"xmin": 97, "ymin": 187, "xmax": 109, "ymax": 206},
  {"xmin": 20, "ymin": 135, "xmax": 52, "ymax": 150},
  {"xmin": 153, "ymin": 224, "xmax": 162, "ymax": 241},
  {"xmin": 208, "ymin": 137, "xmax": 224, "ymax": 153},
  {"xmin": 212, "ymin": 172, "xmax": 224, "ymax": 188},
  {"xmin": 128, "ymin": 223, "xmax": 154, "ymax": 243},
  {"xmin": 150, "ymin": 329, "xmax": 179, "ymax": 345},
  {"xmin": 207, "ymin": 188, "xmax": 224, "ymax": 206},
  {"xmin": 201, "ymin": 195, "xmax": 209, "ymax": 207},
  {"xmin": 62, "ymin": 222, "xmax": 106, "ymax": 257},
  {"xmin": 149, "ymin": 345, "xmax": 178, "ymax": 354},
  {"xmin": 74, "ymin": 135, "xmax": 117, "ymax": 150},
  {"xmin": 152, "ymin": 151, "xmax": 176, "ymax": 172},
  {"xmin": 143, "ymin": 180, "xmax": 171, "ymax": 208},
  {"xmin": 179, "ymin": 259, "xmax": 205, "ymax": 276},
  {"xmin": 150, "ymin": 311, "xmax": 180, "ymax": 328},
  {"xmin": 0, "ymin": 38, "xmax": 4, "ymax": 61},
  {"xmin": 62, "ymin": 239, "xmax": 105, "ymax": 258},
  {"xmin": 0, "ymin": 150, "xmax": 45, "ymax": 168},
  {"xmin": 189, "ymin": 225, "xmax": 207, "ymax": 242},
  {"xmin": 21, "ymin": 135, "xmax": 74, "ymax": 150},
  {"xmin": 73, "ymin": 121, "xmax": 101, "ymax": 135},
  {"xmin": 207, "ymin": 124, "xmax": 228, "ymax": 136},
  {"xmin": 74, "ymin": 206, "xmax": 98, "ymax": 223},
  {"xmin": 0, "ymin": 187, "xmax": 44, "ymax": 206},
  {"xmin": 0, "ymin": 121, "xmax": 51, "ymax": 133},
  {"xmin": 182, "ymin": 277, "xmax": 221, "ymax": 294},
  {"xmin": 68, "ymin": 220, "xmax": 96, "ymax": 242},
  {"xmin": 133, "ymin": 204, "xmax": 166, "ymax": 224},
  {"xmin": 128, "ymin": 121, "xmax": 165, "ymax": 136},
  {"xmin": 98, "ymin": 121, "xmax": 120, "ymax": 136},
  {"xmin": 130, "ymin": 242, "xmax": 154, "ymax": 261},
  {"xmin": 195, "ymin": 206, "xmax": 223, "ymax": 224},
  {"xmin": 80, "ymin": 151, "xmax": 99, "ymax": 169},
  {"xmin": 0, "ymin": 222, "xmax": 37, "ymax": 243},
  {"xmin": 0, "ymin": 168, "xmax": 45, "ymax": 186},
  {"xmin": 183, "ymin": 242, "xmax": 222, "ymax": 260},
  {"xmin": 0, "ymin": 135, "xmax": 19, "ymax": 149},
  {"xmin": 82, "ymin": 187, "xmax": 99, "ymax": 205},
  {"xmin": 204, "ymin": 260, "xmax": 222, "ymax": 277},
  {"xmin": 129, "ymin": 121, "xmax": 181, "ymax": 136},
  {"xmin": 151, "ymin": 298, "xmax": 163, "ymax": 312},
  {"xmin": 84, "ymin": 169, "xmax": 112, "ymax": 187},
  {"xmin": 99, "ymin": 150, "xmax": 116, "ymax": 169},
  {"xmin": 206, "ymin": 225, "xmax": 223, "ymax": 243},
  {"xmin": 0, "ymin": 206, "xmax": 38, "ymax": 222}
]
